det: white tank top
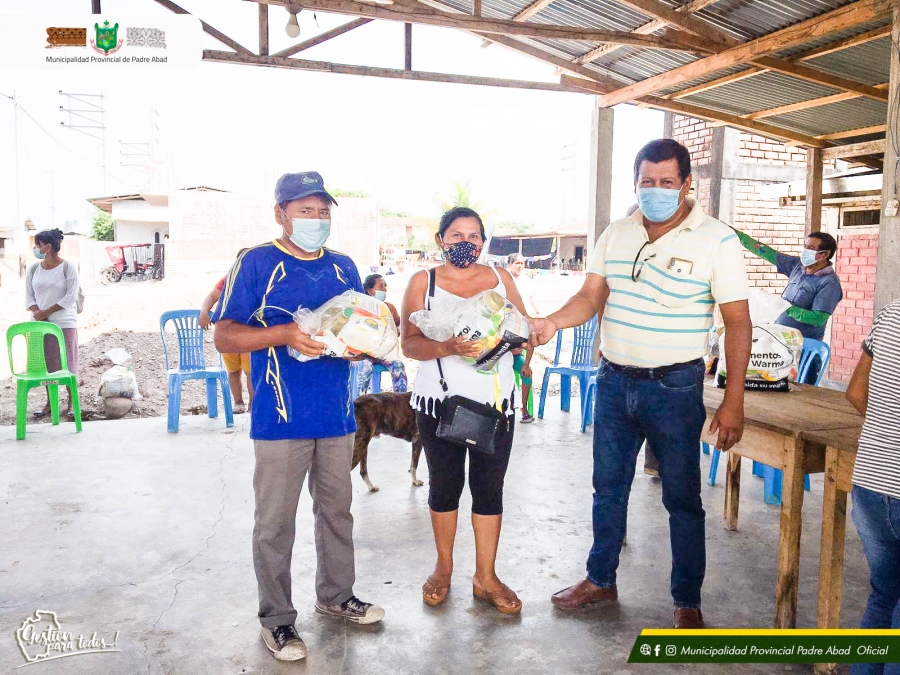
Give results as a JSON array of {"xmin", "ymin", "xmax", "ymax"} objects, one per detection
[{"xmin": 411, "ymin": 266, "xmax": 517, "ymax": 418}]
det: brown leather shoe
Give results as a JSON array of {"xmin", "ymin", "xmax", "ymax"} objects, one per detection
[
  {"xmin": 550, "ymin": 579, "xmax": 617, "ymax": 610},
  {"xmin": 673, "ymin": 608, "xmax": 704, "ymax": 628}
]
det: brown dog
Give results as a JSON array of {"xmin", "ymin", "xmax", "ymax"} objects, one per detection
[{"xmin": 352, "ymin": 391, "xmax": 423, "ymax": 492}]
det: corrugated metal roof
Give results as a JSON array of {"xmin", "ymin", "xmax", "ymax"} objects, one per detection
[
  {"xmin": 765, "ymin": 97, "xmax": 888, "ymax": 136},
  {"xmin": 692, "ymin": 0, "xmax": 857, "ymax": 41},
  {"xmin": 803, "ymin": 37, "xmax": 892, "ymax": 85},
  {"xmin": 682, "ymin": 71, "xmax": 841, "ymax": 115}
]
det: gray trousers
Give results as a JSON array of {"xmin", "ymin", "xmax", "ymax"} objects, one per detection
[{"xmin": 253, "ymin": 434, "xmax": 356, "ymax": 628}]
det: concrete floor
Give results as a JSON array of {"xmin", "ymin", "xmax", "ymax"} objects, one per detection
[{"xmin": 0, "ymin": 398, "xmax": 871, "ymax": 675}]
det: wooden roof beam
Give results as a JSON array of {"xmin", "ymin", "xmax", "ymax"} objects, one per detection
[
  {"xmin": 597, "ymin": 0, "xmax": 892, "ymax": 107},
  {"xmin": 562, "ymin": 74, "xmax": 827, "ymax": 147},
  {"xmin": 204, "ymin": 49, "xmax": 592, "ymax": 91},
  {"xmin": 272, "ymin": 18, "xmax": 373, "ymax": 57},
  {"xmin": 514, "ymin": 0, "xmax": 554, "ymax": 22},
  {"xmin": 574, "ymin": 0, "xmax": 720, "ymax": 65},
  {"xmin": 153, "ymin": 0, "xmax": 252, "ymax": 54},
  {"xmin": 822, "ymin": 138, "xmax": 886, "ymax": 160},
  {"xmin": 251, "ymin": 0, "xmax": 708, "ymax": 49},
  {"xmin": 745, "ymin": 83, "xmax": 888, "ymax": 120},
  {"xmin": 816, "ymin": 124, "xmax": 887, "ymax": 140}
]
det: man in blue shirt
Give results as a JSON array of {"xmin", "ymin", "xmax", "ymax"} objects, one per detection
[
  {"xmin": 214, "ymin": 172, "xmax": 384, "ymax": 662},
  {"xmin": 735, "ymin": 229, "xmax": 843, "ymax": 341}
]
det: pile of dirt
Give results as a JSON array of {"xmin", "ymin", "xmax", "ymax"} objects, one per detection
[{"xmin": 0, "ymin": 330, "xmax": 233, "ymax": 427}]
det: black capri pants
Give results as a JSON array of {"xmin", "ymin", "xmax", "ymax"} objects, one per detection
[{"xmin": 416, "ymin": 411, "xmax": 515, "ymax": 516}]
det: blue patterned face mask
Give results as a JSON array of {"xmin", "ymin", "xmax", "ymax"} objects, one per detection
[
  {"xmin": 443, "ymin": 241, "xmax": 481, "ymax": 268},
  {"xmin": 637, "ymin": 187, "xmax": 684, "ymax": 223}
]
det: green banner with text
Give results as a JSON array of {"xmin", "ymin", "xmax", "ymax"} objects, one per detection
[{"xmin": 628, "ymin": 630, "xmax": 900, "ymax": 664}]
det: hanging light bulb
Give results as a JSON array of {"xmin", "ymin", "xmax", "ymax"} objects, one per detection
[{"xmin": 285, "ymin": 1, "xmax": 301, "ymax": 38}]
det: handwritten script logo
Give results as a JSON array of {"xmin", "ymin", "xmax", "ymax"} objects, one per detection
[{"xmin": 15, "ymin": 610, "xmax": 120, "ymax": 668}]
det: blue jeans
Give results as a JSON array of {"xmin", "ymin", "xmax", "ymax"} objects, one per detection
[
  {"xmin": 586, "ymin": 358, "xmax": 707, "ymax": 608},
  {"xmin": 851, "ymin": 485, "xmax": 900, "ymax": 675}
]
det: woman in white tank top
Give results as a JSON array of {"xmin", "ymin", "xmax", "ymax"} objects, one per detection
[{"xmin": 401, "ymin": 207, "xmax": 529, "ymax": 615}]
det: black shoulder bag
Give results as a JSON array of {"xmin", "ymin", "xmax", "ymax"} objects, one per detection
[{"xmin": 427, "ymin": 268, "xmax": 508, "ymax": 455}]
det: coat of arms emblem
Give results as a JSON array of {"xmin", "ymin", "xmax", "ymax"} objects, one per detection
[{"xmin": 91, "ymin": 20, "xmax": 123, "ymax": 55}]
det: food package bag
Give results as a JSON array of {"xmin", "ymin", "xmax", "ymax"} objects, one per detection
[
  {"xmin": 748, "ymin": 288, "xmax": 791, "ymax": 326},
  {"xmin": 289, "ymin": 290, "xmax": 399, "ymax": 362},
  {"xmin": 410, "ymin": 290, "xmax": 531, "ymax": 373},
  {"xmin": 716, "ymin": 323, "xmax": 803, "ymax": 392},
  {"xmin": 98, "ymin": 349, "xmax": 142, "ymax": 399}
]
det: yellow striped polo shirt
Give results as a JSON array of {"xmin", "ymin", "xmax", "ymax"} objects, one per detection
[{"xmin": 589, "ymin": 199, "xmax": 749, "ymax": 367}]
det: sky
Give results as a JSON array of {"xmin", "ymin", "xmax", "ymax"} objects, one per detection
[{"xmin": 0, "ymin": 0, "xmax": 663, "ymax": 235}]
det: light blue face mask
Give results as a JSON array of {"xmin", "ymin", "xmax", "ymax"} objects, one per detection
[
  {"xmin": 800, "ymin": 249, "xmax": 820, "ymax": 267},
  {"xmin": 637, "ymin": 186, "xmax": 684, "ymax": 223},
  {"xmin": 287, "ymin": 217, "xmax": 331, "ymax": 252},
  {"xmin": 33, "ymin": 248, "xmax": 46, "ymax": 260},
  {"xmin": 373, "ymin": 290, "xmax": 387, "ymax": 302}
]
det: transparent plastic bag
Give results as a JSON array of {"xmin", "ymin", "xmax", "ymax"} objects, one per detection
[
  {"xmin": 288, "ymin": 290, "xmax": 399, "ymax": 362},
  {"xmin": 98, "ymin": 349, "xmax": 142, "ymax": 399},
  {"xmin": 410, "ymin": 290, "xmax": 531, "ymax": 373},
  {"xmin": 748, "ymin": 289, "xmax": 791, "ymax": 326}
]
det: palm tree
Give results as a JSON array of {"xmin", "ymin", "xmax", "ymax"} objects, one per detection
[{"xmin": 434, "ymin": 179, "xmax": 483, "ymax": 214}]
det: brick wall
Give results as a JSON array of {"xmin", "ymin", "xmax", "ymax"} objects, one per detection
[
  {"xmin": 733, "ymin": 181, "xmax": 806, "ymax": 294},
  {"xmin": 672, "ymin": 116, "xmax": 713, "ymax": 212},
  {"xmin": 738, "ymin": 134, "xmax": 808, "ymax": 167},
  {"xmin": 829, "ymin": 232, "xmax": 878, "ymax": 381}
]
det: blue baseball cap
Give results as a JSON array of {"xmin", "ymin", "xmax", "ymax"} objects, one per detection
[{"xmin": 274, "ymin": 171, "xmax": 338, "ymax": 207}]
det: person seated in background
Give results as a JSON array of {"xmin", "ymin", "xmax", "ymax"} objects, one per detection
[
  {"xmin": 356, "ymin": 274, "xmax": 408, "ymax": 394},
  {"xmin": 507, "ymin": 254, "xmax": 538, "ymax": 423},
  {"xmin": 845, "ymin": 300, "xmax": 900, "ymax": 675},
  {"xmin": 733, "ymin": 229, "xmax": 843, "ymax": 341},
  {"xmin": 200, "ymin": 249, "xmax": 252, "ymax": 413}
]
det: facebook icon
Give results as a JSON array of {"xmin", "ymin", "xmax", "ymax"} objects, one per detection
[{"xmin": 654, "ymin": 645, "xmax": 661, "ymax": 657}]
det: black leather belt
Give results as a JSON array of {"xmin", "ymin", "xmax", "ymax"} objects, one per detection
[{"xmin": 602, "ymin": 357, "xmax": 704, "ymax": 380}]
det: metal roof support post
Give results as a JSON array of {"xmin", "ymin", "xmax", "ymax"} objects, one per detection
[
  {"xmin": 587, "ymin": 100, "xmax": 614, "ymax": 262},
  {"xmin": 805, "ymin": 147, "xmax": 824, "ymax": 236},
  {"xmin": 875, "ymin": 6, "xmax": 900, "ymax": 312}
]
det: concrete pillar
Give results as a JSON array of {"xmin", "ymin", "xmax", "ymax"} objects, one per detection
[
  {"xmin": 875, "ymin": 7, "xmax": 900, "ymax": 312},
  {"xmin": 663, "ymin": 112, "xmax": 674, "ymax": 139},
  {"xmin": 587, "ymin": 101, "xmax": 614, "ymax": 262},
  {"xmin": 708, "ymin": 125, "xmax": 741, "ymax": 223}
]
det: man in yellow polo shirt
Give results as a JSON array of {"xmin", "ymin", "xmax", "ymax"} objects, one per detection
[{"xmin": 531, "ymin": 139, "xmax": 752, "ymax": 628}]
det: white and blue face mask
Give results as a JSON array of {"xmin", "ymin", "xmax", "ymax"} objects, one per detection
[
  {"xmin": 33, "ymin": 247, "xmax": 46, "ymax": 260},
  {"xmin": 800, "ymin": 248, "xmax": 821, "ymax": 267},
  {"xmin": 636, "ymin": 186, "xmax": 685, "ymax": 223},
  {"xmin": 287, "ymin": 217, "xmax": 331, "ymax": 252},
  {"xmin": 373, "ymin": 290, "xmax": 387, "ymax": 301}
]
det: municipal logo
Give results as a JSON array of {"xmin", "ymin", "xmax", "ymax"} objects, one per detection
[
  {"xmin": 91, "ymin": 20, "xmax": 123, "ymax": 55},
  {"xmin": 15, "ymin": 610, "xmax": 120, "ymax": 667}
]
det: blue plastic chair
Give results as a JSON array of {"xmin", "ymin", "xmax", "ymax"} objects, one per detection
[
  {"xmin": 707, "ymin": 339, "xmax": 830, "ymax": 501},
  {"xmin": 538, "ymin": 316, "xmax": 598, "ymax": 421},
  {"xmin": 370, "ymin": 363, "xmax": 389, "ymax": 394},
  {"xmin": 580, "ymin": 373, "xmax": 597, "ymax": 432},
  {"xmin": 160, "ymin": 310, "xmax": 233, "ymax": 433}
]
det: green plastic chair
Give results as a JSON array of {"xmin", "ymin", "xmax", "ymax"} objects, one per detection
[{"xmin": 6, "ymin": 321, "xmax": 82, "ymax": 440}]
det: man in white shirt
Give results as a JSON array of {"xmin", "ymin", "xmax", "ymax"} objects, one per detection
[{"xmin": 531, "ymin": 139, "xmax": 752, "ymax": 628}]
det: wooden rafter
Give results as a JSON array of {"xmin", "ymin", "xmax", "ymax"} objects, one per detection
[
  {"xmin": 561, "ymin": 74, "xmax": 828, "ymax": 147},
  {"xmin": 514, "ymin": 0, "xmax": 554, "ymax": 21},
  {"xmin": 272, "ymin": 18, "xmax": 372, "ymax": 58},
  {"xmin": 152, "ymin": 0, "xmax": 252, "ymax": 54},
  {"xmin": 668, "ymin": 24, "xmax": 893, "ymax": 101},
  {"xmin": 597, "ymin": 0, "xmax": 892, "ymax": 108},
  {"xmin": 745, "ymin": 83, "xmax": 888, "ymax": 121},
  {"xmin": 816, "ymin": 124, "xmax": 887, "ymax": 140},
  {"xmin": 251, "ymin": 0, "xmax": 708, "ymax": 50},
  {"xmin": 609, "ymin": 0, "xmax": 729, "ymax": 43},
  {"xmin": 259, "ymin": 2, "xmax": 269, "ymax": 55},
  {"xmin": 822, "ymin": 138, "xmax": 886, "ymax": 160},
  {"xmin": 749, "ymin": 57, "xmax": 887, "ymax": 101},
  {"xmin": 574, "ymin": 0, "xmax": 720, "ymax": 65},
  {"xmin": 204, "ymin": 49, "xmax": 592, "ymax": 91}
]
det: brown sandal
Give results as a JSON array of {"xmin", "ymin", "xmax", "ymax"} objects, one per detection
[
  {"xmin": 422, "ymin": 574, "xmax": 451, "ymax": 607},
  {"xmin": 472, "ymin": 578, "xmax": 522, "ymax": 615}
]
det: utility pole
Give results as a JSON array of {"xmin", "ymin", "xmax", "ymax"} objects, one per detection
[
  {"xmin": 59, "ymin": 91, "xmax": 107, "ymax": 195},
  {"xmin": 12, "ymin": 90, "xmax": 24, "ymax": 275}
]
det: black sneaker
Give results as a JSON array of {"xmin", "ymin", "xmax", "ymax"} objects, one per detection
[
  {"xmin": 315, "ymin": 595, "xmax": 385, "ymax": 625},
  {"xmin": 260, "ymin": 624, "xmax": 307, "ymax": 661}
]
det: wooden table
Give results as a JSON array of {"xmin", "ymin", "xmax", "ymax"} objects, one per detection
[
  {"xmin": 701, "ymin": 383, "xmax": 863, "ymax": 628},
  {"xmin": 805, "ymin": 426, "xmax": 862, "ymax": 675}
]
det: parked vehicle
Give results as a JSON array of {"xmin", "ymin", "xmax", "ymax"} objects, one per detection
[{"xmin": 102, "ymin": 243, "xmax": 165, "ymax": 282}]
